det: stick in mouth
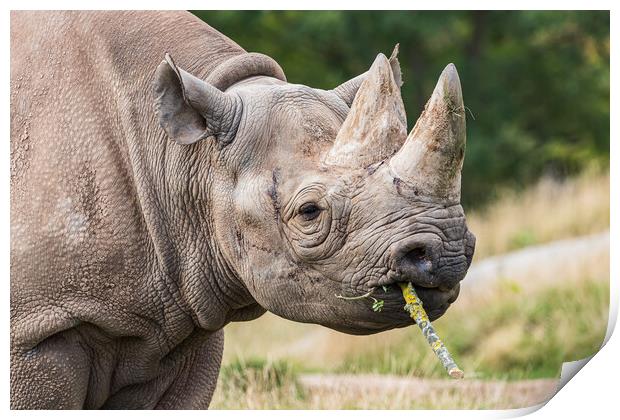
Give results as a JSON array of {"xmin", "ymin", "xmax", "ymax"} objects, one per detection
[{"xmin": 399, "ymin": 282, "xmax": 464, "ymax": 379}]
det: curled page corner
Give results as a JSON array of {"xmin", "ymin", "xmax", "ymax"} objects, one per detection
[
  {"xmin": 512, "ymin": 357, "xmax": 594, "ymax": 417},
  {"xmin": 558, "ymin": 356, "xmax": 594, "ymax": 391}
]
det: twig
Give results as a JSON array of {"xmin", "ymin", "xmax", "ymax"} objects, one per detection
[
  {"xmin": 335, "ymin": 287, "xmax": 385, "ymax": 312},
  {"xmin": 465, "ymin": 105, "xmax": 476, "ymax": 120},
  {"xmin": 400, "ymin": 282, "xmax": 464, "ymax": 379},
  {"xmin": 334, "ymin": 288, "xmax": 376, "ymax": 301}
]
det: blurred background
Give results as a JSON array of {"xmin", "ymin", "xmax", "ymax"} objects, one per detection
[{"xmin": 192, "ymin": 11, "xmax": 610, "ymax": 409}]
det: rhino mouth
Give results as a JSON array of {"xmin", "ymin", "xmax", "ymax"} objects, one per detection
[{"xmin": 371, "ymin": 278, "xmax": 461, "ymax": 322}]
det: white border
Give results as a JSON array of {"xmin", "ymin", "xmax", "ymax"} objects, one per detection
[
  {"xmin": 2, "ymin": 1, "xmax": 618, "ymax": 11},
  {"xmin": 2, "ymin": 2, "xmax": 616, "ymax": 419}
]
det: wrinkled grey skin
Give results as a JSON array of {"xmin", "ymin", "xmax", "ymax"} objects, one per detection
[{"xmin": 10, "ymin": 11, "xmax": 475, "ymax": 409}]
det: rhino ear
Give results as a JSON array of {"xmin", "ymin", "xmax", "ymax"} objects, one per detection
[
  {"xmin": 331, "ymin": 73, "xmax": 365, "ymax": 107},
  {"xmin": 153, "ymin": 53, "xmax": 240, "ymax": 145}
]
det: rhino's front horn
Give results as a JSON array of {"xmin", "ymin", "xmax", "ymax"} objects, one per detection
[
  {"xmin": 389, "ymin": 63, "xmax": 466, "ymax": 202},
  {"xmin": 325, "ymin": 49, "xmax": 407, "ymax": 168}
]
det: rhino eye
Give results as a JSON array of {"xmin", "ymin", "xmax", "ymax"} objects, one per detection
[{"xmin": 298, "ymin": 202, "xmax": 322, "ymax": 221}]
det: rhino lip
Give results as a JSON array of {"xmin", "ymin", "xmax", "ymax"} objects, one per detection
[
  {"xmin": 371, "ymin": 268, "xmax": 436, "ymax": 290},
  {"xmin": 374, "ymin": 281, "xmax": 434, "ymax": 297},
  {"xmin": 369, "ymin": 270, "xmax": 457, "ymax": 311},
  {"xmin": 362, "ymin": 266, "xmax": 456, "ymax": 314}
]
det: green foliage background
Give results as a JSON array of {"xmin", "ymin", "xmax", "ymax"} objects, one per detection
[{"xmin": 192, "ymin": 11, "xmax": 609, "ymax": 208}]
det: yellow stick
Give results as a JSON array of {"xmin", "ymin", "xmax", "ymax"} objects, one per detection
[{"xmin": 400, "ymin": 282, "xmax": 464, "ymax": 379}]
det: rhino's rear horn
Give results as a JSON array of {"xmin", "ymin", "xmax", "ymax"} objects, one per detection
[
  {"xmin": 153, "ymin": 53, "xmax": 241, "ymax": 145},
  {"xmin": 325, "ymin": 46, "xmax": 407, "ymax": 168},
  {"xmin": 330, "ymin": 44, "xmax": 403, "ymax": 108}
]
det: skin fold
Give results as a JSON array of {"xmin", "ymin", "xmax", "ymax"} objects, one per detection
[{"xmin": 10, "ymin": 11, "xmax": 475, "ymax": 409}]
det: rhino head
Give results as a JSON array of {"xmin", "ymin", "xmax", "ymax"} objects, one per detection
[{"xmin": 153, "ymin": 49, "xmax": 475, "ymax": 334}]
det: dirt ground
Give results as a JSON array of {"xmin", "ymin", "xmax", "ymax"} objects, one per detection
[{"xmin": 297, "ymin": 373, "xmax": 559, "ymax": 409}]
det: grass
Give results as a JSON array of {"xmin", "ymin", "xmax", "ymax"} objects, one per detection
[
  {"xmin": 466, "ymin": 169, "xmax": 609, "ymax": 260},
  {"xmin": 213, "ymin": 358, "xmax": 306, "ymax": 409},
  {"xmin": 335, "ymin": 278, "xmax": 609, "ymax": 380}
]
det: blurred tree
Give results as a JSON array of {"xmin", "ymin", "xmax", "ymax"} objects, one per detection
[{"xmin": 192, "ymin": 11, "xmax": 609, "ymax": 209}]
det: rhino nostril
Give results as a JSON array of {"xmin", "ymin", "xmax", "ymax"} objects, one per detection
[
  {"xmin": 389, "ymin": 235, "xmax": 440, "ymax": 286},
  {"xmin": 402, "ymin": 246, "xmax": 432, "ymax": 273}
]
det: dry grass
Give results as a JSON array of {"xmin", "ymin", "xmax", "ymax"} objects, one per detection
[{"xmin": 467, "ymin": 170, "xmax": 609, "ymax": 260}]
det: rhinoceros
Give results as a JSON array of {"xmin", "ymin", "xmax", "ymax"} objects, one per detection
[{"xmin": 10, "ymin": 10, "xmax": 475, "ymax": 409}]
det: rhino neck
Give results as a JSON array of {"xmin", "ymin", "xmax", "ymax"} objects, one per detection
[
  {"xmin": 149, "ymin": 63, "xmax": 285, "ymax": 331},
  {"xmin": 130, "ymin": 142, "xmax": 265, "ymax": 332},
  {"xmin": 104, "ymin": 14, "xmax": 279, "ymax": 332}
]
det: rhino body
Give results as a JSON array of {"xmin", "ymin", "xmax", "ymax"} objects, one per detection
[{"xmin": 10, "ymin": 11, "xmax": 475, "ymax": 409}]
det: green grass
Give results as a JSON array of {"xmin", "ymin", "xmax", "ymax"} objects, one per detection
[
  {"xmin": 219, "ymin": 358, "xmax": 304, "ymax": 394},
  {"xmin": 212, "ymin": 358, "xmax": 306, "ymax": 409},
  {"xmin": 508, "ymin": 229, "xmax": 538, "ymax": 250},
  {"xmin": 334, "ymin": 279, "xmax": 609, "ymax": 380}
]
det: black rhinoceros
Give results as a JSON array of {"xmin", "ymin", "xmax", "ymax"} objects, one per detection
[{"xmin": 10, "ymin": 10, "xmax": 475, "ymax": 408}]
